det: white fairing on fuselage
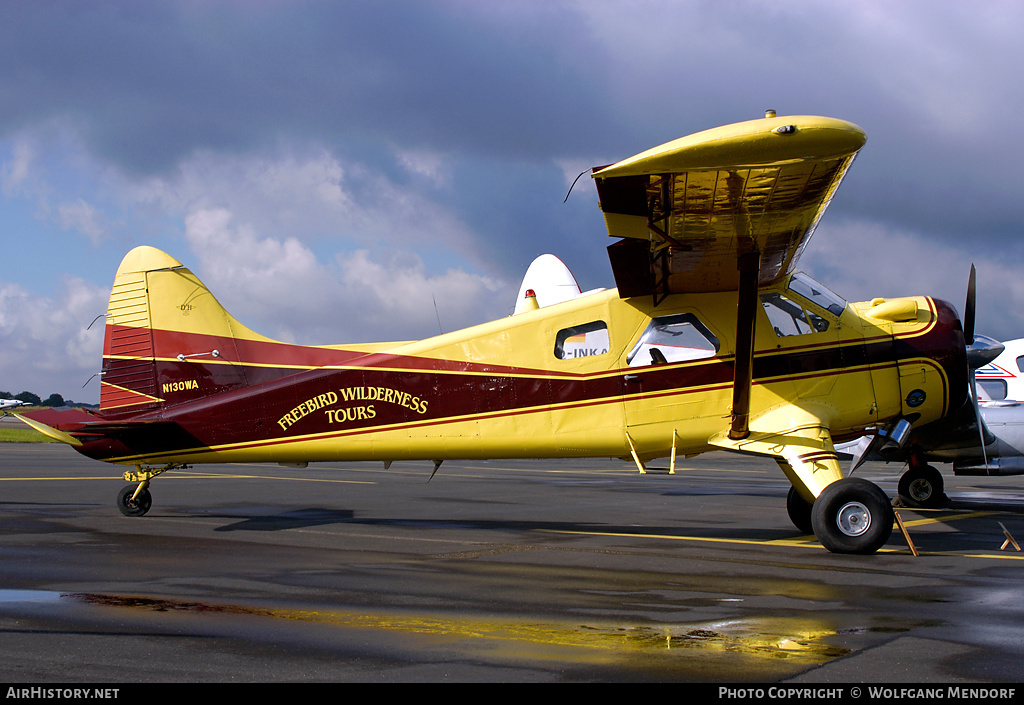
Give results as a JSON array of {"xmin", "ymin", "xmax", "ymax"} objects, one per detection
[{"xmin": 513, "ymin": 254, "xmax": 584, "ymax": 314}]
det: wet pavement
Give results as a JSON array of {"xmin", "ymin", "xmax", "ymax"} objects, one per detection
[{"xmin": 2, "ymin": 442, "xmax": 1024, "ymax": 682}]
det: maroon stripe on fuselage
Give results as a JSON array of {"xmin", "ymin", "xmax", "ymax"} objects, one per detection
[{"xmin": 81, "ymin": 307, "xmax": 967, "ymax": 462}]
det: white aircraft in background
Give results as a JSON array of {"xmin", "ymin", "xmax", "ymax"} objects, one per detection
[
  {"xmin": 0, "ymin": 399, "xmax": 29, "ymax": 411},
  {"xmin": 975, "ymin": 338, "xmax": 1024, "ymax": 404},
  {"xmin": 845, "ymin": 336, "xmax": 1024, "ymax": 508}
]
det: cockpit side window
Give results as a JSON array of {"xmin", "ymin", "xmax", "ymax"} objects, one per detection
[
  {"xmin": 761, "ymin": 273, "xmax": 842, "ymax": 338},
  {"xmin": 761, "ymin": 292, "xmax": 829, "ymax": 337},
  {"xmin": 627, "ymin": 313, "xmax": 719, "ymax": 367},
  {"xmin": 554, "ymin": 321, "xmax": 610, "ymax": 360}
]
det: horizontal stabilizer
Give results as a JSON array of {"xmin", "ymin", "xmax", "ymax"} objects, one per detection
[{"xmin": 14, "ymin": 412, "xmax": 84, "ymax": 446}]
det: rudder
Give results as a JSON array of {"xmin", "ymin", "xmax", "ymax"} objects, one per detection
[{"xmin": 100, "ymin": 246, "xmax": 267, "ymax": 415}]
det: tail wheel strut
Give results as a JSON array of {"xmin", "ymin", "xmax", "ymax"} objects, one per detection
[
  {"xmin": 117, "ymin": 483, "xmax": 152, "ymax": 517},
  {"xmin": 115, "ymin": 463, "xmax": 189, "ymax": 517}
]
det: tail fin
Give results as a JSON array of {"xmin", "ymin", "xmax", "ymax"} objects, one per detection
[{"xmin": 101, "ymin": 246, "xmax": 269, "ymax": 415}]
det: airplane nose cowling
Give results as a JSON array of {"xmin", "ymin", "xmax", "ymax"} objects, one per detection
[{"xmin": 895, "ymin": 298, "xmax": 969, "ymax": 424}]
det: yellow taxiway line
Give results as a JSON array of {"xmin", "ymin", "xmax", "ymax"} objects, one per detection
[{"xmin": 541, "ymin": 508, "xmax": 1024, "ymax": 561}]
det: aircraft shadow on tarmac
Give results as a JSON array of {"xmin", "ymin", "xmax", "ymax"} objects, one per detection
[
  {"xmin": 197, "ymin": 493, "xmax": 1024, "ymax": 557},
  {"xmin": 205, "ymin": 505, "xmax": 824, "ymax": 544},
  {"xmin": 210, "ymin": 507, "xmax": 355, "ymax": 532}
]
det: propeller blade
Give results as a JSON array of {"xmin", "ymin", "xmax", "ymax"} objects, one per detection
[
  {"xmin": 963, "ymin": 264, "xmax": 989, "ymax": 462},
  {"xmin": 969, "ymin": 372, "xmax": 989, "ymax": 468},
  {"xmin": 964, "ymin": 264, "xmax": 976, "ymax": 345}
]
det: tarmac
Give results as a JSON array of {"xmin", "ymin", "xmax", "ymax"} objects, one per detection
[{"xmin": 2, "ymin": 433, "xmax": 1024, "ymax": 684}]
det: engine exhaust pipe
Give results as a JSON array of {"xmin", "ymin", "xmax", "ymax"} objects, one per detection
[{"xmin": 878, "ymin": 418, "xmax": 913, "ymax": 457}]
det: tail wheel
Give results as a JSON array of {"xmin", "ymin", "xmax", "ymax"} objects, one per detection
[
  {"xmin": 786, "ymin": 486, "xmax": 814, "ymax": 535},
  {"xmin": 898, "ymin": 465, "xmax": 945, "ymax": 508},
  {"xmin": 117, "ymin": 484, "xmax": 152, "ymax": 517},
  {"xmin": 811, "ymin": 478, "xmax": 893, "ymax": 554}
]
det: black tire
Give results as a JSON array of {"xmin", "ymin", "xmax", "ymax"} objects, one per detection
[
  {"xmin": 811, "ymin": 478, "xmax": 894, "ymax": 554},
  {"xmin": 117, "ymin": 485, "xmax": 152, "ymax": 517},
  {"xmin": 898, "ymin": 465, "xmax": 945, "ymax": 508},
  {"xmin": 786, "ymin": 485, "xmax": 814, "ymax": 535}
]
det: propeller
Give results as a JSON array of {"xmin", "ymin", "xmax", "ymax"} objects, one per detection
[
  {"xmin": 964, "ymin": 264, "xmax": 976, "ymax": 345},
  {"xmin": 963, "ymin": 264, "xmax": 1001, "ymax": 466}
]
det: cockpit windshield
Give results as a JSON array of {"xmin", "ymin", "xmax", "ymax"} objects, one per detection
[{"xmin": 787, "ymin": 273, "xmax": 846, "ymax": 317}]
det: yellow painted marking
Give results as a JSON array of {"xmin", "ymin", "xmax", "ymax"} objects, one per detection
[
  {"xmin": 546, "ymin": 528, "xmax": 819, "ymax": 549},
  {"xmin": 541, "ymin": 526, "xmax": 1024, "ymax": 560},
  {"xmin": 0, "ymin": 472, "xmax": 374, "ymax": 486},
  {"xmin": 187, "ymin": 471, "xmax": 375, "ymax": 485},
  {"xmin": 897, "ymin": 510, "xmax": 997, "ymax": 527},
  {"xmin": 0, "ymin": 476, "xmax": 127, "ymax": 481}
]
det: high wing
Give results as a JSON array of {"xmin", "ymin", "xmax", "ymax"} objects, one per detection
[
  {"xmin": 594, "ymin": 114, "xmax": 867, "ymax": 446},
  {"xmin": 593, "ymin": 114, "xmax": 866, "ymax": 297}
]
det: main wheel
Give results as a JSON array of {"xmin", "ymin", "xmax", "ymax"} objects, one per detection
[
  {"xmin": 786, "ymin": 485, "xmax": 814, "ymax": 535},
  {"xmin": 898, "ymin": 465, "xmax": 945, "ymax": 508},
  {"xmin": 117, "ymin": 484, "xmax": 152, "ymax": 517},
  {"xmin": 811, "ymin": 478, "xmax": 893, "ymax": 554}
]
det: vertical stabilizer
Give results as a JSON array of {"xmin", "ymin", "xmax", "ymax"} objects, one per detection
[
  {"xmin": 100, "ymin": 247, "xmax": 181, "ymax": 413},
  {"xmin": 100, "ymin": 246, "xmax": 275, "ymax": 416}
]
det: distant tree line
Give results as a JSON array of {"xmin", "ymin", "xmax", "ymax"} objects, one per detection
[{"xmin": 0, "ymin": 390, "xmax": 95, "ymax": 408}]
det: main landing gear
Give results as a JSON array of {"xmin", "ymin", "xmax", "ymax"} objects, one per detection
[
  {"xmin": 811, "ymin": 478, "xmax": 894, "ymax": 554},
  {"xmin": 115, "ymin": 463, "xmax": 188, "ymax": 517},
  {"xmin": 897, "ymin": 463, "xmax": 946, "ymax": 509},
  {"xmin": 788, "ymin": 478, "xmax": 895, "ymax": 554}
]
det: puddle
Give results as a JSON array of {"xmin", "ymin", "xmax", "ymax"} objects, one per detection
[
  {"xmin": 0, "ymin": 589, "xmax": 65, "ymax": 603},
  {"xmin": 23, "ymin": 592, "xmax": 848, "ymax": 665}
]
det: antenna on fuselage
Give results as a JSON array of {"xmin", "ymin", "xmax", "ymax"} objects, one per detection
[
  {"xmin": 427, "ymin": 460, "xmax": 443, "ymax": 483},
  {"xmin": 563, "ymin": 168, "xmax": 589, "ymax": 203},
  {"xmin": 432, "ymin": 294, "xmax": 444, "ymax": 335}
]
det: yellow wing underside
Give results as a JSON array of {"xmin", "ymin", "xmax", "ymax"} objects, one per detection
[{"xmin": 593, "ymin": 115, "xmax": 866, "ymax": 294}]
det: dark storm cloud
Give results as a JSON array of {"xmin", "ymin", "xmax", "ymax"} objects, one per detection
[
  {"xmin": 0, "ymin": 1, "xmax": 620, "ymax": 174},
  {"xmin": 8, "ymin": 0, "xmax": 1022, "ymax": 253}
]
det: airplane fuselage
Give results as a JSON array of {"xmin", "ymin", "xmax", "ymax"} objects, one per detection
[{"xmin": 67, "ymin": 275, "xmax": 966, "ymax": 477}]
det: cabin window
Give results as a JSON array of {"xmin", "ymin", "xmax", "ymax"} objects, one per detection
[
  {"xmin": 1016, "ymin": 356, "xmax": 1024, "ymax": 374},
  {"xmin": 554, "ymin": 321, "xmax": 610, "ymax": 360},
  {"xmin": 979, "ymin": 379, "xmax": 1008, "ymax": 401},
  {"xmin": 627, "ymin": 313, "xmax": 719, "ymax": 367},
  {"xmin": 761, "ymin": 292, "xmax": 830, "ymax": 337}
]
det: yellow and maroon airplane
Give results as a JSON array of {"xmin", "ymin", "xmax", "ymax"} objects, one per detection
[{"xmin": 15, "ymin": 113, "xmax": 972, "ymax": 554}]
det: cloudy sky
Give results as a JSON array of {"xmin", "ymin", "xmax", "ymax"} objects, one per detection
[{"xmin": 3, "ymin": 0, "xmax": 1024, "ymax": 402}]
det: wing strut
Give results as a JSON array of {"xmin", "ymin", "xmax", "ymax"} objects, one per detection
[{"xmin": 729, "ymin": 250, "xmax": 760, "ymax": 440}]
